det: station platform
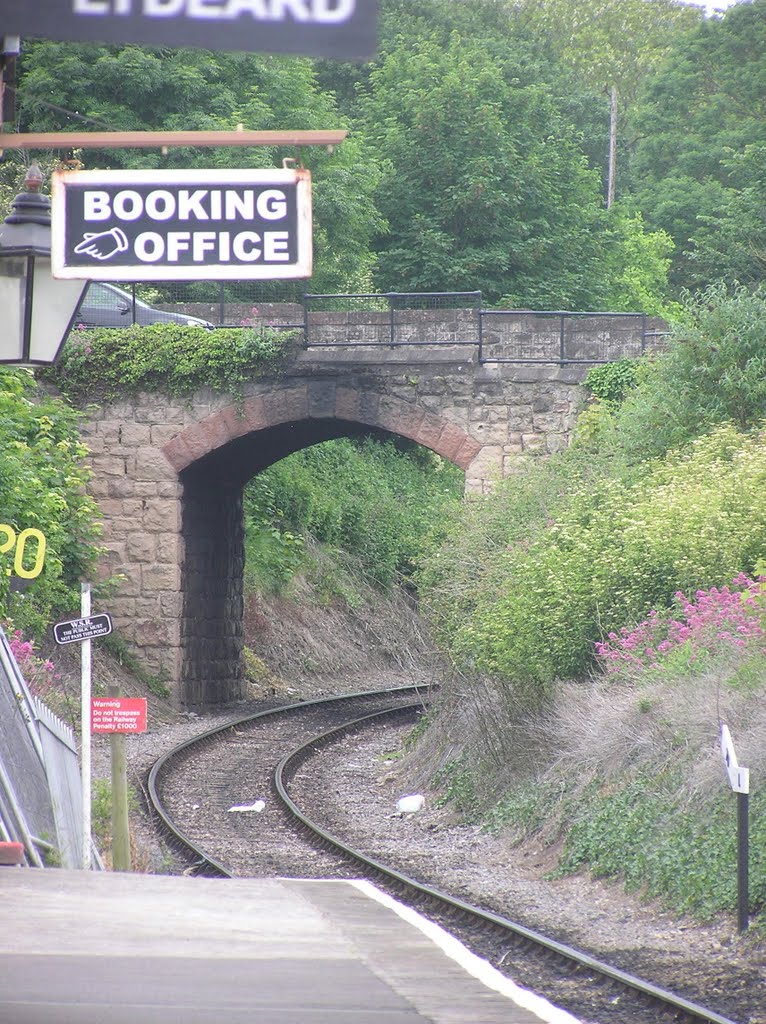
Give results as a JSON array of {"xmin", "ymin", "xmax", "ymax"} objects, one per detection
[{"xmin": 0, "ymin": 870, "xmax": 580, "ymax": 1024}]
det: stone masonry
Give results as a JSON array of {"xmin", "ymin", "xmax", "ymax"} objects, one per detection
[{"xmin": 79, "ymin": 343, "xmax": 590, "ymax": 707}]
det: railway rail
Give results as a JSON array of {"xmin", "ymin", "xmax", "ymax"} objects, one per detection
[{"xmin": 147, "ymin": 687, "xmax": 743, "ymax": 1024}]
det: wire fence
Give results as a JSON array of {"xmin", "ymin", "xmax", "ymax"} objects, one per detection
[
  {"xmin": 479, "ymin": 310, "xmax": 664, "ymax": 364},
  {"xmin": 304, "ymin": 291, "xmax": 482, "ymax": 348},
  {"xmin": 73, "ymin": 282, "xmax": 667, "ymax": 364}
]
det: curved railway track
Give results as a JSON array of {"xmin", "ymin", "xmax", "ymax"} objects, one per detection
[{"xmin": 147, "ymin": 687, "xmax": 742, "ymax": 1024}]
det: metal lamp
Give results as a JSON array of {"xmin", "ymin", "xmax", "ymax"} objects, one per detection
[{"xmin": 0, "ymin": 163, "xmax": 87, "ymax": 365}]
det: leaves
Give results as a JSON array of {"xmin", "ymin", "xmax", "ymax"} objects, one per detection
[
  {"xmin": 43, "ymin": 323, "xmax": 293, "ymax": 403},
  {"xmin": 0, "ymin": 370, "xmax": 101, "ymax": 634}
]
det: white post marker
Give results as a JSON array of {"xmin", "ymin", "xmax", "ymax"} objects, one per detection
[
  {"xmin": 721, "ymin": 722, "xmax": 750, "ymax": 933},
  {"xmin": 721, "ymin": 723, "xmax": 749, "ymax": 794},
  {"xmin": 81, "ymin": 582, "xmax": 92, "ymax": 870}
]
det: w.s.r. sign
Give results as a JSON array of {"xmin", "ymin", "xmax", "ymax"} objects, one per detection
[{"xmin": 52, "ymin": 168, "xmax": 312, "ymax": 281}]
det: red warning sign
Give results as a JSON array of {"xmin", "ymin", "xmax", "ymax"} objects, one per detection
[{"xmin": 91, "ymin": 697, "xmax": 147, "ymax": 734}]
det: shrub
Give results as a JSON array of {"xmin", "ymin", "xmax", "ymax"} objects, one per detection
[
  {"xmin": 420, "ymin": 423, "xmax": 766, "ymax": 701},
  {"xmin": 583, "ymin": 359, "xmax": 641, "ymax": 406},
  {"xmin": 42, "ymin": 322, "xmax": 294, "ymax": 403},
  {"xmin": 595, "ymin": 574, "xmax": 766, "ymax": 674},
  {"xmin": 244, "ymin": 437, "xmax": 463, "ymax": 590},
  {"xmin": 612, "ymin": 282, "xmax": 766, "ymax": 461},
  {"xmin": 0, "ymin": 369, "xmax": 101, "ymax": 635}
]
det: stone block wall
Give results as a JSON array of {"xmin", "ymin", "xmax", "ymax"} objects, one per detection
[{"xmin": 80, "ymin": 355, "xmax": 584, "ymax": 704}]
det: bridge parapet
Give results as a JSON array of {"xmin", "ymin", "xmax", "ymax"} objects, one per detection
[{"xmin": 155, "ymin": 289, "xmax": 667, "ymax": 365}]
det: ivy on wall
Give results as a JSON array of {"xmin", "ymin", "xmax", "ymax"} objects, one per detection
[{"xmin": 43, "ymin": 324, "xmax": 296, "ymax": 403}]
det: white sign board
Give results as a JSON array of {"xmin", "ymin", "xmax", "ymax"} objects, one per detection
[
  {"xmin": 721, "ymin": 723, "xmax": 749, "ymax": 794},
  {"xmin": 0, "ymin": 1, "xmax": 377, "ymax": 60},
  {"xmin": 52, "ymin": 168, "xmax": 312, "ymax": 281}
]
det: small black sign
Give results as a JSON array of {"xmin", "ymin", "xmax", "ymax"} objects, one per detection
[
  {"xmin": 1, "ymin": 1, "xmax": 377, "ymax": 61},
  {"xmin": 52, "ymin": 168, "xmax": 313, "ymax": 281},
  {"xmin": 53, "ymin": 613, "xmax": 113, "ymax": 645}
]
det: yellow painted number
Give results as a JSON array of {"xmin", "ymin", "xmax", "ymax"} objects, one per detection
[{"xmin": 0, "ymin": 525, "xmax": 47, "ymax": 580}]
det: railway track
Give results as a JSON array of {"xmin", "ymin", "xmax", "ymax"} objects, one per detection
[{"xmin": 147, "ymin": 687, "xmax": 743, "ymax": 1024}]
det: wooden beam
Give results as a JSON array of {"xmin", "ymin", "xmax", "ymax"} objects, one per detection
[{"xmin": 0, "ymin": 129, "xmax": 347, "ymax": 151}]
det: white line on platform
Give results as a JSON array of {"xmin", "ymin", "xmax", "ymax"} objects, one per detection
[{"xmin": 350, "ymin": 879, "xmax": 582, "ymax": 1024}]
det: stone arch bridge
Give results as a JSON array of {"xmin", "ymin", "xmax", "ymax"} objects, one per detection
[{"xmin": 79, "ymin": 300, "xmax": 661, "ymax": 707}]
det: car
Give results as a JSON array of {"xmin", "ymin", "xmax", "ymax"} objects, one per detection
[{"xmin": 74, "ymin": 282, "xmax": 213, "ymax": 328}]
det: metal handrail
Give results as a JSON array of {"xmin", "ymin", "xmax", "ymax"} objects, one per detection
[{"xmin": 96, "ymin": 286, "xmax": 664, "ymax": 365}]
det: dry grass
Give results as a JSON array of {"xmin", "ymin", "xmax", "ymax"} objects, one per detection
[{"xmin": 406, "ymin": 648, "xmax": 766, "ymax": 812}]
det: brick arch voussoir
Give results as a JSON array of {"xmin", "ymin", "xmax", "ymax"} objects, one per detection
[
  {"xmin": 161, "ymin": 385, "xmax": 311, "ymax": 472},
  {"xmin": 161, "ymin": 383, "xmax": 481, "ymax": 473},
  {"xmin": 333, "ymin": 387, "xmax": 481, "ymax": 470}
]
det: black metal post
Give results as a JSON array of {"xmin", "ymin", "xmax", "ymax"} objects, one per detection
[
  {"xmin": 219, "ymin": 282, "xmax": 226, "ymax": 327},
  {"xmin": 389, "ymin": 293, "xmax": 396, "ymax": 346},
  {"xmin": 130, "ymin": 283, "xmax": 137, "ymax": 325},
  {"xmin": 302, "ymin": 293, "xmax": 310, "ymax": 347},
  {"xmin": 641, "ymin": 312, "xmax": 647, "ymax": 355},
  {"xmin": 559, "ymin": 314, "xmax": 566, "ymax": 364},
  {"xmin": 737, "ymin": 791, "xmax": 749, "ymax": 933}
]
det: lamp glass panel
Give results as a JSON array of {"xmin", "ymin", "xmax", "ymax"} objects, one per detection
[
  {"xmin": 29, "ymin": 258, "xmax": 89, "ymax": 364},
  {"xmin": 0, "ymin": 258, "xmax": 25, "ymax": 362}
]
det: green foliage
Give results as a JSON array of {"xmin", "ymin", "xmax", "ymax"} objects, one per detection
[
  {"xmin": 518, "ymin": 0, "xmax": 700, "ymax": 100},
  {"xmin": 610, "ymin": 283, "xmax": 766, "ymax": 461},
  {"xmin": 630, "ymin": 0, "xmax": 766, "ymax": 289},
  {"xmin": 557, "ymin": 778, "xmax": 766, "ymax": 918},
  {"xmin": 583, "ymin": 359, "xmax": 641, "ymax": 405},
  {"xmin": 244, "ymin": 438, "xmax": 463, "ymax": 591},
  {"xmin": 593, "ymin": 206, "xmax": 680, "ymax": 316},
  {"xmin": 426, "ymin": 423, "xmax": 766, "ymax": 696},
  {"xmin": 0, "ymin": 370, "xmax": 101, "ymax": 635},
  {"xmin": 360, "ymin": 29, "xmax": 608, "ymax": 307},
  {"xmin": 17, "ymin": 41, "xmax": 384, "ymax": 295},
  {"xmin": 43, "ymin": 323, "xmax": 293, "ymax": 403},
  {"xmin": 243, "ymin": 519, "xmax": 306, "ymax": 595},
  {"xmin": 432, "ymin": 758, "xmax": 479, "ymax": 818}
]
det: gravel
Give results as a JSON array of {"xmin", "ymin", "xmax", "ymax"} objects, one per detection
[{"xmin": 92, "ymin": 691, "xmax": 766, "ymax": 1024}]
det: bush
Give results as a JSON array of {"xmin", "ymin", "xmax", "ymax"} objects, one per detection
[
  {"xmin": 609, "ymin": 282, "xmax": 766, "ymax": 461},
  {"xmin": 0, "ymin": 369, "xmax": 101, "ymax": 635},
  {"xmin": 244, "ymin": 437, "xmax": 464, "ymax": 590},
  {"xmin": 42, "ymin": 322, "xmax": 294, "ymax": 402},
  {"xmin": 583, "ymin": 359, "xmax": 641, "ymax": 406},
  {"xmin": 420, "ymin": 423, "xmax": 766, "ymax": 702}
]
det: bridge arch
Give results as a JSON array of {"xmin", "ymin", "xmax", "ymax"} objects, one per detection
[
  {"xmin": 81, "ymin": 355, "xmax": 583, "ymax": 707},
  {"xmin": 159, "ymin": 383, "xmax": 480, "ymax": 706}
]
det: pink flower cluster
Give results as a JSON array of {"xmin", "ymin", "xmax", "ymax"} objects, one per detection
[
  {"xmin": 239, "ymin": 306, "xmax": 260, "ymax": 326},
  {"xmin": 595, "ymin": 574, "xmax": 766, "ymax": 672},
  {"xmin": 8, "ymin": 629, "xmax": 56, "ymax": 697}
]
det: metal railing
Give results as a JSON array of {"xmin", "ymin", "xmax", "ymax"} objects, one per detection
[
  {"xmin": 479, "ymin": 309, "xmax": 659, "ymax": 364},
  {"xmin": 303, "ymin": 291, "xmax": 482, "ymax": 348},
  {"xmin": 77, "ymin": 283, "xmax": 667, "ymax": 365}
]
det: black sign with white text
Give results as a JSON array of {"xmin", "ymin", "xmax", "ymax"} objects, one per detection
[
  {"xmin": 53, "ymin": 613, "xmax": 113, "ymax": 645},
  {"xmin": 52, "ymin": 168, "xmax": 313, "ymax": 281},
  {"xmin": 1, "ymin": 0, "xmax": 376, "ymax": 60}
]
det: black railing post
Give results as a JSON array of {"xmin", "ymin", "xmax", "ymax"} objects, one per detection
[
  {"xmin": 738, "ymin": 791, "xmax": 750, "ymax": 933},
  {"xmin": 559, "ymin": 313, "xmax": 566, "ymax": 364},
  {"xmin": 218, "ymin": 282, "xmax": 226, "ymax": 327},
  {"xmin": 130, "ymin": 283, "xmax": 137, "ymax": 326},
  {"xmin": 641, "ymin": 312, "xmax": 647, "ymax": 355},
  {"xmin": 388, "ymin": 293, "xmax": 396, "ymax": 346},
  {"xmin": 302, "ymin": 293, "xmax": 310, "ymax": 347},
  {"xmin": 478, "ymin": 305, "xmax": 484, "ymax": 364}
]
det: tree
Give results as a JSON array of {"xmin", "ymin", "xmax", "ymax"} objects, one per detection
[
  {"xmin": 630, "ymin": 0, "xmax": 766, "ymax": 289},
  {"xmin": 359, "ymin": 30, "xmax": 608, "ymax": 307},
  {"xmin": 14, "ymin": 41, "xmax": 383, "ymax": 293},
  {"xmin": 516, "ymin": 0, "xmax": 700, "ymax": 206}
]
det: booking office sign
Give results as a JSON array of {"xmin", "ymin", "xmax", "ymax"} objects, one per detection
[{"xmin": 51, "ymin": 168, "xmax": 313, "ymax": 281}]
